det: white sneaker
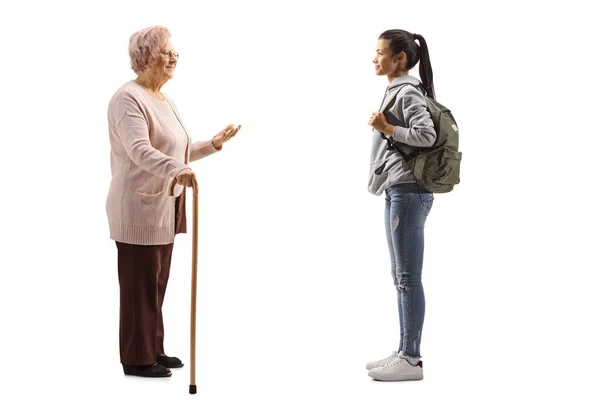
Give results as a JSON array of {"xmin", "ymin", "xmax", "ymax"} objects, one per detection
[
  {"xmin": 365, "ymin": 351, "xmax": 399, "ymax": 370},
  {"xmin": 368, "ymin": 352, "xmax": 423, "ymax": 381}
]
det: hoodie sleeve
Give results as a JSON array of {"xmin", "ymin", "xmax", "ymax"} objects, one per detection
[{"xmin": 391, "ymin": 86, "xmax": 436, "ymax": 147}]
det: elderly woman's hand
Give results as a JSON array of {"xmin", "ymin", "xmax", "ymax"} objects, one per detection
[
  {"xmin": 212, "ymin": 124, "xmax": 242, "ymax": 149},
  {"xmin": 175, "ymin": 168, "xmax": 198, "ymax": 193}
]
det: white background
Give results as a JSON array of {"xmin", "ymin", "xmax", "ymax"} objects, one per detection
[{"xmin": 1, "ymin": 0, "xmax": 599, "ymax": 399}]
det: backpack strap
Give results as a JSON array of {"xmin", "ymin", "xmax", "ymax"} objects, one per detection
[
  {"xmin": 380, "ymin": 82, "xmax": 427, "ymax": 115},
  {"xmin": 378, "ymin": 82, "xmax": 428, "ymax": 163}
]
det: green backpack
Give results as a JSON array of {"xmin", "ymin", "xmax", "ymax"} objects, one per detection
[{"xmin": 382, "ymin": 83, "xmax": 462, "ymax": 193}]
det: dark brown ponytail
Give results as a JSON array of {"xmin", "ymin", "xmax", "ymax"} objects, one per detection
[
  {"xmin": 413, "ymin": 33, "xmax": 435, "ymax": 99},
  {"xmin": 379, "ymin": 30, "xmax": 436, "ymax": 99}
]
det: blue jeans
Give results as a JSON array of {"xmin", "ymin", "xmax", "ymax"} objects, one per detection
[{"xmin": 385, "ymin": 183, "xmax": 433, "ymax": 358}]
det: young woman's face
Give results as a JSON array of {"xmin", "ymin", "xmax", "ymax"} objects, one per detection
[{"xmin": 373, "ymin": 39, "xmax": 404, "ymax": 76}]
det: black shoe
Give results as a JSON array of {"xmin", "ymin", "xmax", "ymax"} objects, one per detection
[
  {"xmin": 122, "ymin": 363, "xmax": 172, "ymax": 377},
  {"xmin": 157, "ymin": 354, "xmax": 184, "ymax": 368}
]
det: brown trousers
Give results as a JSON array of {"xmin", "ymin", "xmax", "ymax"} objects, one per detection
[{"xmin": 116, "ymin": 191, "xmax": 186, "ymax": 366}]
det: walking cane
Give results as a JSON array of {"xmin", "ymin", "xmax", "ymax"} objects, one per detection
[{"xmin": 168, "ymin": 178, "xmax": 198, "ymax": 395}]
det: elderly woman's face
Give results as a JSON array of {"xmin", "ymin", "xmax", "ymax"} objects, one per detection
[{"xmin": 147, "ymin": 40, "xmax": 178, "ymax": 81}]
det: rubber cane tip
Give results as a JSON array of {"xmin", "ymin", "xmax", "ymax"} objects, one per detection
[{"xmin": 189, "ymin": 384, "xmax": 197, "ymax": 394}]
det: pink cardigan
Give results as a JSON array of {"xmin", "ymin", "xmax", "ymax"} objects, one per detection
[{"xmin": 106, "ymin": 81, "xmax": 218, "ymax": 245}]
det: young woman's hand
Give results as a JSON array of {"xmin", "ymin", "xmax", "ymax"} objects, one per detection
[{"xmin": 368, "ymin": 112, "xmax": 394, "ymax": 136}]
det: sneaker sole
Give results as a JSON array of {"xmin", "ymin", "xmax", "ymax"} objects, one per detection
[{"xmin": 369, "ymin": 374, "xmax": 423, "ymax": 382}]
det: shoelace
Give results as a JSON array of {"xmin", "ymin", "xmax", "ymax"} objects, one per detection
[
  {"xmin": 383, "ymin": 355, "xmax": 407, "ymax": 368},
  {"xmin": 381, "ymin": 352, "xmax": 400, "ymax": 366}
]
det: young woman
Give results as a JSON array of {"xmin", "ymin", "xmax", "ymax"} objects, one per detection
[{"xmin": 365, "ymin": 29, "xmax": 437, "ymax": 382}]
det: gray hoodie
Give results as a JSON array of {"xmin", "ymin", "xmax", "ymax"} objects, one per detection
[{"xmin": 368, "ymin": 75, "xmax": 436, "ymax": 196}]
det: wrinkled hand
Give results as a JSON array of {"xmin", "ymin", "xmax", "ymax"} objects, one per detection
[
  {"xmin": 212, "ymin": 124, "xmax": 242, "ymax": 149},
  {"xmin": 368, "ymin": 112, "xmax": 392, "ymax": 135},
  {"xmin": 175, "ymin": 168, "xmax": 198, "ymax": 194}
]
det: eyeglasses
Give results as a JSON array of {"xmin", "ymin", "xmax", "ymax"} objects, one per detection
[{"xmin": 159, "ymin": 51, "xmax": 179, "ymax": 60}]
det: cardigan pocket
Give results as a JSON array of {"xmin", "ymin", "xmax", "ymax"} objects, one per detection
[
  {"xmin": 135, "ymin": 174, "xmax": 168, "ymax": 197},
  {"xmin": 136, "ymin": 188, "xmax": 165, "ymax": 196},
  {"xmin": 131, "ymin": 190, "xmax": 167, "ymax": 226}
]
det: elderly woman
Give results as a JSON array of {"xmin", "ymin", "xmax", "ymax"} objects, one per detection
[{"xmin": 106, "ymin": 25, "xmax": 241, "ymax": 378}]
